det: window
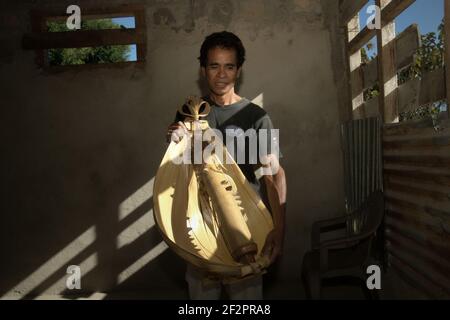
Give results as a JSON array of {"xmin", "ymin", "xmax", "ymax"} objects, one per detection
[{"xmin": 23, "ymin": 4, "xmax": 146, "ymax": 68}]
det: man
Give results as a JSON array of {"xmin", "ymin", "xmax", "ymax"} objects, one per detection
[{"xmin": 167, "ymin": 31, "xmax": 287, "ymax": 300}]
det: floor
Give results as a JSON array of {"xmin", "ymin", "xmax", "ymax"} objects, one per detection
[{"xmin": 5, "ymin": 268, "xmax": 427, "ymax": 300}]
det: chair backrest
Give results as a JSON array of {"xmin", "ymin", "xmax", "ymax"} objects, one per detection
[{"xmin": 359, "ymin": 190, "xmax": 385, "ymax": 235}]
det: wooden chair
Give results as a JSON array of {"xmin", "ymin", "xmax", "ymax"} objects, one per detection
[{"xmin": 301, "ymin": 190, "xmax": 385, "ymax": 299}]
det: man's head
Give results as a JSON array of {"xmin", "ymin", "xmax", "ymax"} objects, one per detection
[
  {"xmin": 199, "ymin": 31, "xmax": 246, "ymax": 97},
  {"xmin": 199, "ymin": 31, "xmax": 246, "ymax": 68}
]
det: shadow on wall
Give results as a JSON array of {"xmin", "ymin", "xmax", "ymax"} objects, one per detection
[{"xmin": 1, "ymin": 164, "xmax": 187, "ymax": 299}]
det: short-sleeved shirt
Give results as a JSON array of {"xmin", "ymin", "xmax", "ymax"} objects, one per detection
[{"xmin": 174, "ymin": 97, "xmax": 281, "ymax": 199}]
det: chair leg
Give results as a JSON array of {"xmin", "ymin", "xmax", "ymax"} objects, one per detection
[
  {"xmin": 309, "ymin": 276, "xmax": 321, "ymax": 300},
  {"xmin": 358, "ymin": 277, "xmax": 380, "ymax": 300},
  {"xmin": 301, "ymin": 269, "xmax": 311, "ymax": 299},
  {"xmin": 302, "ymin": 271, "xmax": 321, "ymax": 300}
]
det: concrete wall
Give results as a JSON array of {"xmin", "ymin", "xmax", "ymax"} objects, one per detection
[{"xmin": 0, "ymin": 0, "xmax": 345, "ymax": 299}]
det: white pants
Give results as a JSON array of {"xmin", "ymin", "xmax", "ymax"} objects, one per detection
[{"xmin": 185, "ymin": 264, "xmax": 263, "ymax": 300}]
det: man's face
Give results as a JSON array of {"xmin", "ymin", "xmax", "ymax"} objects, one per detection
[{"xmin": 202, "ymin": 46, "xmax": 241, "ymax": 97}]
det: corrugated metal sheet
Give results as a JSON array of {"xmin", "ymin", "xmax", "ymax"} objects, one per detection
[
  {"xmin": 383, "ymin": 118, "xmax": 450, "ymax": 299},
  {"xmin": 341, "ymin": 117, "xmax": 383, "ymax": 216}
]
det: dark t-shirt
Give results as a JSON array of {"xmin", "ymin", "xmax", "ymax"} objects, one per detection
[{"xmin": 174, "ymin": 97, "xmax": 280, "ymax": 200}]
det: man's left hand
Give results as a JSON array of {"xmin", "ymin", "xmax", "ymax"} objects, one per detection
[{"xmin": 261, "ymin": 229, "xmax": 283, "ymax": 265}]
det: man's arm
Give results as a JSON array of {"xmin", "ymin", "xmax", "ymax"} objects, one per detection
[{"xmin": 261, "ymin": 156, "xmax": 287, "ymax": 265}]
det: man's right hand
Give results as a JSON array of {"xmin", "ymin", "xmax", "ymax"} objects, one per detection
[{"xmin": 166, "ymin": 121, "xmax": 188, "ymax": 143}]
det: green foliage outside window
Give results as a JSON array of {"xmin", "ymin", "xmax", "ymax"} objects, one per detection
[
  {"xmin": 47, "ymin": 19, "xmax": 131, "ymax": 66},
  {"xmin": 360, "ymin": 19, "xmax": 447, "ymax": 122}
]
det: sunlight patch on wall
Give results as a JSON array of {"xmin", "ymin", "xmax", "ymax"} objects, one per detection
[
  {"xmin": 118, "ymin": 177, "xmax": 154, "ymax": 221},
  {"xmin": 117, "ymin": 241, "xmax": 168, "ymax": 285},
  {"xmin": 117, "ymin": 210, "xmax": 155, "ymax": 249},
  {"xmin": 33, "ymin": 252, "xmax": 98, "ymax": 298},
  {"xmin": 2, "ymin": 226, "xmax": 96, "ymax": 299},
  {"xmin": 251, "ymin": 93, "xmax": 264, "ymax": 108}
]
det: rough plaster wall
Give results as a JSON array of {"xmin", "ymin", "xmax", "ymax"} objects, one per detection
[
  {"xmin": 0, "ymin": 0, "xmax": 345, "ymax": 298},
  {"xmin": 321, "ymin": 0, "xmax": 353, "ymax": 124}
]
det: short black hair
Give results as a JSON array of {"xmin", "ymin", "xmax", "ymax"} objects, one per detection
[{"xmin": 198, "ymin": 31, "xmax": 246, "ymax": 68}]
